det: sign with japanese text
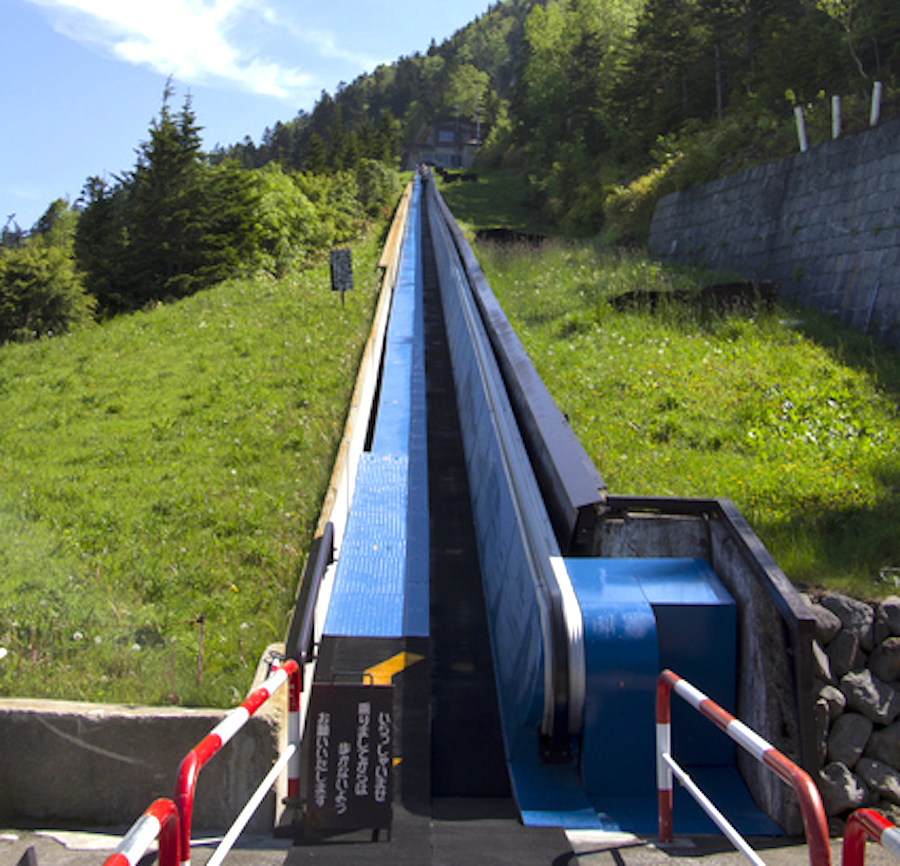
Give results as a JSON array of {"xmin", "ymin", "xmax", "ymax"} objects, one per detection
[{"xmin": 306, "ymin": 683, "xmax": 393, "ymax": 832}]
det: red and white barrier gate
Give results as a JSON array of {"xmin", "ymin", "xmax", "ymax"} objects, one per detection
[
  {"xmin": 656, "ymin": 669, "xmax": 831, "ymax": 866},
  {"xmin": 174, "ymin": 659, "xmax": 300, "ymax": 866},
  {"xmin": 844, "ymin": 809, "xmax": 900, "ymax": 866},
  {"xmin": 103, "ymin": 798, "xmax": 180, "ymax": 866}
]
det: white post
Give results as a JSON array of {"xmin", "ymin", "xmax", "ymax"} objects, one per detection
[
  {"xmin": 832, "ymin": 95, "xmax": 842, "ymax": 139},
  {"xmin": 870, "ymin": 81, "xmax": 883, "ymax": 126},
  {"xmin": 794, "ymin": 105, "xmax": 808, "ymax": 152}
]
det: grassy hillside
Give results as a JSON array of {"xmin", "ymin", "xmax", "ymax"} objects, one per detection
[
  {"xmin": 0, "ymin": 230, "xmax": 384, "ymax": 706},
  {"xmin": 3, "ymin": 169, "xmax": 897, "ymax": 709},
  {"xmin": 437, "ymin": 170, "xmax": 550, "ymax": 237},
  {"xmin": 473, "ymin": 237, "xmax": 900, "ymax": 597}
]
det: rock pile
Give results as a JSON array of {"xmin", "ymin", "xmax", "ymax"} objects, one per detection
[{"xmin": 810, "ymin": 592, "xmax": 900, "ymax": 818}]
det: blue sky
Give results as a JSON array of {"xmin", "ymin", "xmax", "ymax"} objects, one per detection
[{"xmin": 2, "ymin": 0, "xmax": 492, "ymax": 232}]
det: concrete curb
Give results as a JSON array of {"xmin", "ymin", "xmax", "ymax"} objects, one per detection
[{"xmin": 0, "ymin": 646, "xmax": 287, "ymax": 834}]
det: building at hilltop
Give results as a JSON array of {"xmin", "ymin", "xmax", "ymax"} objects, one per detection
[{"xmin": 403, "ymin": 117, "xmax": 481, "ymax": 171}]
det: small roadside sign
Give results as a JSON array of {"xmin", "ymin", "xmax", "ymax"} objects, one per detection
[
  {"xmin": 330, "ymin": 249, "xmax": 353, "ymax": 305},
  {"xmin": 305, "ymin": 682, "xmax": 393, "ymax": 833}
]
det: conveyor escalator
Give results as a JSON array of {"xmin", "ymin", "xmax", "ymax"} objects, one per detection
[{"xmin": 422, "ymin": 199, "xmax": 510, "ymax": 800}]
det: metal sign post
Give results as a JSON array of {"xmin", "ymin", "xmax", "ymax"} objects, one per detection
[
  {"xmin": 330, "ymin": 249, "xmax": 353, "ymax": 306},
  {"xmin": 305, "ymin": 682, "xmax": 394, "ymax": 835}
]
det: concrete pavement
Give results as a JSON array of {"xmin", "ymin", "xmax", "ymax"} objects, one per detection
[
  {"xmin": 0, "ymin": 827, "xmax": 294, "ymax": 865},
  {"xmin": 5, "ymin": 824, "xmax": 900, "ymax": 866}
]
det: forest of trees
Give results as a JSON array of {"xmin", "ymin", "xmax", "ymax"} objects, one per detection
[
  {"xmin": 3, "ymin": 0, "xmax": 898, "ymax": 342},
  {"xmin": 217, "ymin": 0, "xmax": 898, "ymax": 234},
  {"xmin": 508, "ymin": 0, "xmax": 900, "ymax": 232},
  {"xmin": 214, "ymin": 0, "xmax": 532, "ymax": 174},
  {"xmin": 0, "ymin": 82, "xmax": 400, "ymax": 342}
]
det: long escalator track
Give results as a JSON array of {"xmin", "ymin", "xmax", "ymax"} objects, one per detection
[
  {"xmin": 293, "ymin": 173, "xmax": 791, "ymax": 863},
  {"xmin": 293, "ymin": 174, "xmax": 572, "ymax": 863},
  {"xmin": 422, "ymin": 196, "xmax": 510, "ymax": 800}
]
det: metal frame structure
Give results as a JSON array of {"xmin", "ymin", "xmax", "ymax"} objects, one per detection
[
  {"xmin": 103, "ymin": 799, "xmax": 180, "ymax": 866},
  {"xmin": 844, "ymin": 809, "xmax": 900, "ymax": 866},
  {"xmin": 656, "ymin": 669, "xmax": 830, "ymax": 866},
  {"xmin": 174, "ymin": 660, "xmax": 299, "ymax": 866}
]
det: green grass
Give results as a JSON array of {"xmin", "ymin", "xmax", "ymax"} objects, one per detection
[
  {"xmin": 3, "ymin": 170, "xmax": 897, "ymax": 707},
  {"xmin": 475, "ymin": 240, "xmax": 900, "ymax": 598},
  {"xmin": 0, "ymin": 230, "xmax": 384, "ymax": 706},
  {"xmin": 438, "ymin": 170, "xmax": 549, "ymax": 237}
]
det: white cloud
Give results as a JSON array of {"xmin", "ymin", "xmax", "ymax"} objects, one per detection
[
  {"xmin": 25, "ymin": 0, "xmax": 312, "ymax": 98},
  {"xmin": 293, "ymin": 27, "xmax": 382, "ymax": 72}
]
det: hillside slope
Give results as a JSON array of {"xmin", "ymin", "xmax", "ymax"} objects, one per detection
[{"xmin": 0, "ymin": 232, "xmax": 384, "ymax": 706}]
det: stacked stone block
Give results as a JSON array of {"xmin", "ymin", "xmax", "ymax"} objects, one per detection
[
  {"xmin": 648, "ymin": 119, "xmax": 900, "ymax": 347},
  {"xmin": 809, "ymin": 592, "xmax": 900, "ymax": 818}
]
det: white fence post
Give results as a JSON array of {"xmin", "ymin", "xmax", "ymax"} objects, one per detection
[
  {"xmin": 794, "ymin": 105, "xmax": 808, "ymax": 152},
  {"xmin": 870, "ymin": 81, "xmax": 883, "ymax": 126}
]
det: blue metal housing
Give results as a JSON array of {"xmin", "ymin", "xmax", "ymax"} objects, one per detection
[{"xmin": 323, "ymin": 176, "xmax": 429, "ymax": 639}]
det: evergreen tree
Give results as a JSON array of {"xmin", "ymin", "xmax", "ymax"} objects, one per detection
[
  {"xmin": 375, "ymin": 110, "xmax": 401, "ymax": 164},
  {"xmin": 610, "ymin": 0, "xmax": 713, "ymax": 156},
  {"xmin": 75, "ymin": 175, "xmax": 132, "ymax": 313},
  {"xmin": 0, "ymin": 243, "xmax": 95, "ymax": 342},
  {"xmin": 32, "ymin": 198, "xmax": 79, "ymax": 248},
  {"xmin": 76, "ymin": 84, "xmax": 268, "ymax": 313},
  {"xmin": 128, "ymin": 82, "xmax": 206, "ymax": 302},
  {"xmin": 190, "ymin": 161, "xmax": 263, "ymax": 287},
  {"xmin": 305, "ymin": 134, "xmax": 328, "ymax": 173},
  {"xmin": 1, "ymin": 216, "xmax": 24, "ymax": 249}
]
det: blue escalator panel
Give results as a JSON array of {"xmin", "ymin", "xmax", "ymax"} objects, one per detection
[
  {"xmin": 566, "ymin": 559, "xmax": 660, "ymax": 799},
  {"xmin": 322, "ymin": 176, "xmax": 428, "ymax": 639},
  {"xmin": 640, "ymin": 558, "xmax": 737, "ymax": 768},
  {"xmin": 566, "ymin": 557, "xmax": 779, "ymax": 835}
]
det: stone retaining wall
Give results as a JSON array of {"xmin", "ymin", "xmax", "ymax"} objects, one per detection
[
  {"xmin": 809, "ymin": 592, "xmax": 900, "ymax": 820},
  {"xmin": 648, "ymin": 119, "xmax": 900, "ymax": 346}
]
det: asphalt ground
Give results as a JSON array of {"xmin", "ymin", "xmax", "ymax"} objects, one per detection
[{"xmin": 6, "ymin": 819, "xmax": 900, "ymax": 866}]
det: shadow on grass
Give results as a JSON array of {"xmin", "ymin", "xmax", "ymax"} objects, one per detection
[
  {"xmin": 789, "ymin": 305, "xmax": 900, "ymax": 405},
  {"xmin": 757, "ymin": 462, "xmax": 900, "ymax": 595},
  {"xmin": 438, "ymin": 171, "xmax": 548, "ymax": 235}
]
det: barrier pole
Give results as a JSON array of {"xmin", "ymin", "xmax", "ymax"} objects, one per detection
[
  {"xmin": 662, "ymin": 753, "xmax": 766, "ymax": 866},
  {"xmin": 656, "ymin": 672, "xmax": 674, "ymax": 841},
  {"xmin": 656, "ymin": 670, "xmax": 831, "ymax": 866},
  {"xmin": 174, "ymin": 659, "xmax": 299, "ymax": 866},
  {"xmin": 207, "ymin": 744, "xmax": 297, "ymax": 866},
  {"xmin": 843, "ymin": 809, "xmax": 900, "ymax": 866},
  {"xmin": 287, "ymin": 668, "xmax": 301, "ymax": 802},
  {"xmin": 795, "ymin": 105, "xmax": 809, "ymax": 152},
  {"xmin": 104, "ymin": 798, "xmax": 180, "ymax": 866}
]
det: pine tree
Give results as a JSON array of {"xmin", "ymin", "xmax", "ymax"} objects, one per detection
[
  {"xmin": 75, "ymin": 175, "xmax": 131, "ymax": 312},
  {"xmin": 375, "ymin": 110, "xmax": 401, "ymax": 164},
  {"xmin": 0, "ymin": 243, "xmax": 95, "ymax": 343},
  {"xmin": 191, "ymin": 161, "xmax": 262, "ymax": 287},
  {"xmin": 305, "ymin": 134, "xmax": 328, "ymax": 174},
  {"xmin": 76, "ymin": 83, "xmax": 269, "ymax": 313},
  {"xmin": 32, "ymin": 198, "xmax": 78, "ymax": 248},
  {"xmin": 128, "ymin": 81, "xmax": 206, "ymax": 302}
]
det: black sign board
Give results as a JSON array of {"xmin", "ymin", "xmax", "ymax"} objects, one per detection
[
  {"xmin": 329, "ymin": 249, "xmax": 353, "ymax": 304},
  {"xmin": 306, "ymin": 683, "xmax": 393, "ymax": 832}
]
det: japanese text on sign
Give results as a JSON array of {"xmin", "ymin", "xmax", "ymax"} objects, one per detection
[{"xmin": 306, "ymin": 684, "xmax": 393, "ymax": 832}]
